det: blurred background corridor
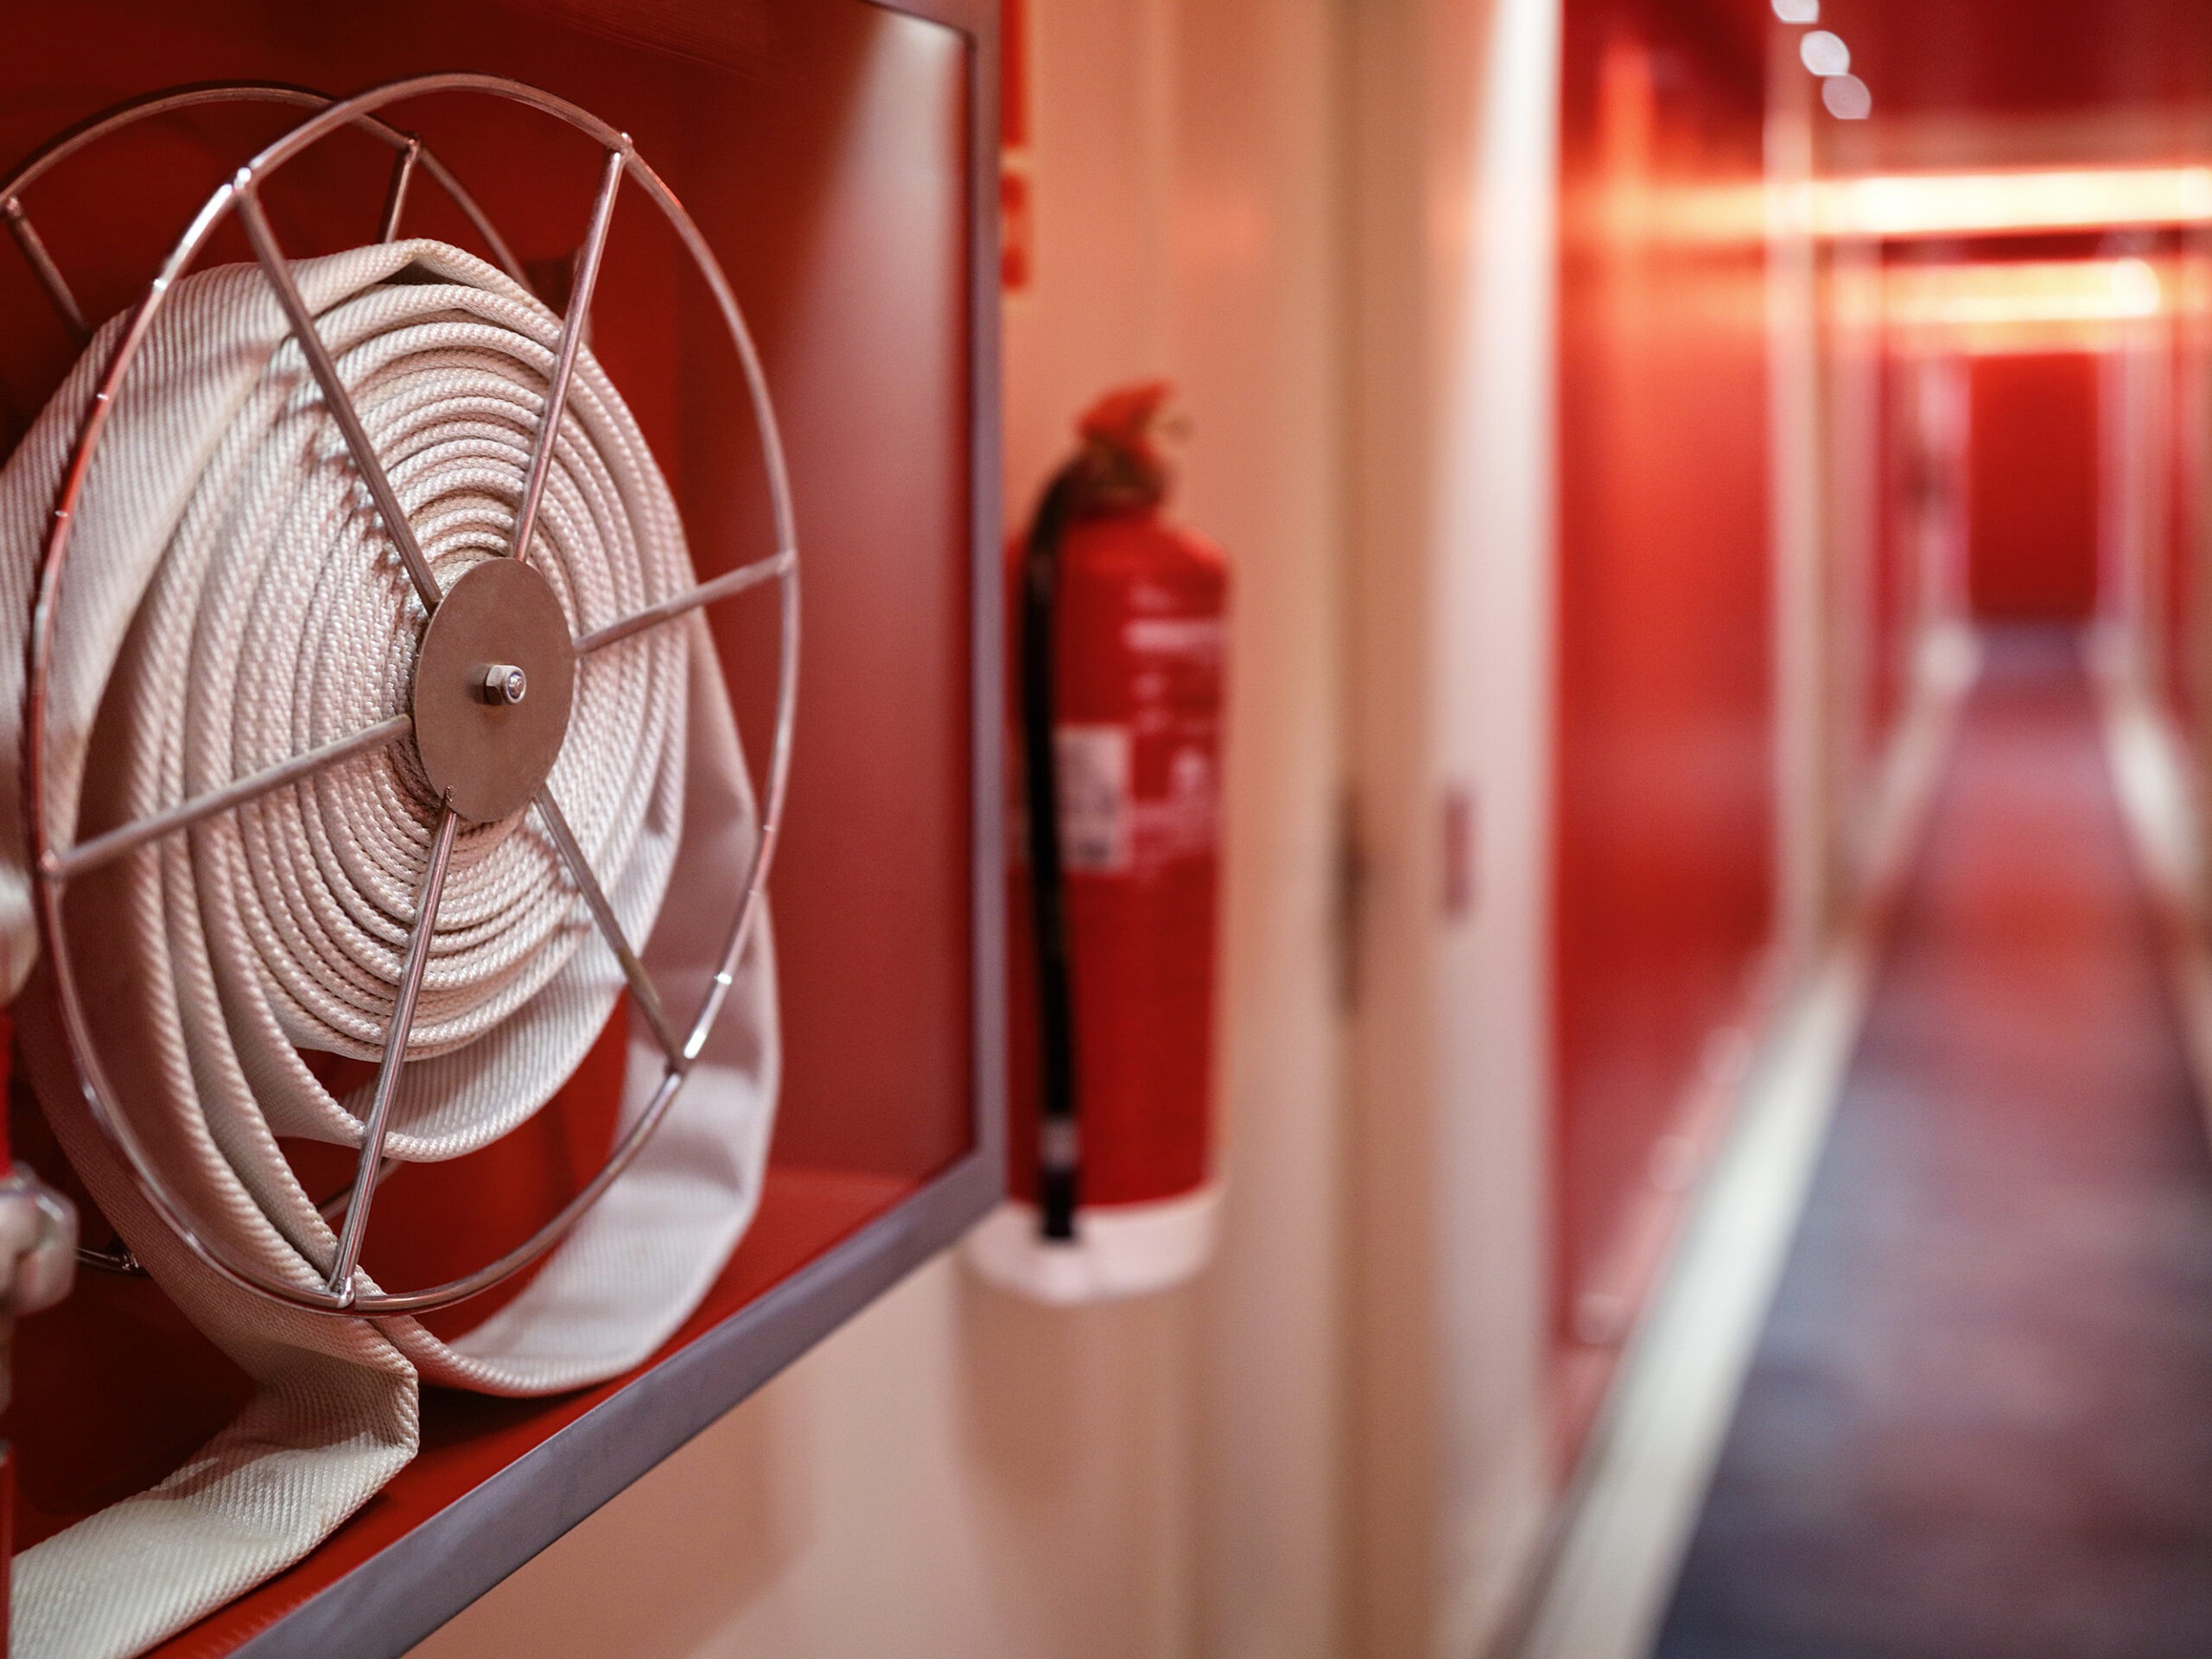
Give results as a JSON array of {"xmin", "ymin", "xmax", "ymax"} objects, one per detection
[
  {"xmin": 1656, "ymin": 626, "xmax": 2212, "ymax": 1656},
  {"xmin": 404, "ymin": 0, "xmax": 2212, "ymax": 1655}
]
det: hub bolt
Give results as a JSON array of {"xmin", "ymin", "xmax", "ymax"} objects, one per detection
[{"xmin": 475, "ymin": 663, "xmax": 528, "ymax": 706}]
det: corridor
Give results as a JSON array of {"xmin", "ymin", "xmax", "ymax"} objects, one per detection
[
  {"xmin": 20, "ymin": 4, "xmax": 2212, "ymax": 1656},
  {"xmin": 1656, "ymin": 630, "xmax": 2212, "ymax": 1657}
]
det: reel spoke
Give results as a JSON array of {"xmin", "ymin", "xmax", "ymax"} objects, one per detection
[
  {"xmin": 376, "ymin": 137, "xmax": 421, "ymax": 243},
  {"xmin": 75, "ymin": 1240, "xmax": 144, "ymax": 1276},
  {"xmin": 575, "ymin": 546, "xmax": 793, "ymax": 656},
  {"xmin": 236, "ymin": 184, "xmax": 445, "ymax": 610},
  {"xmin": 317, "ymin": 1156, "xmax": 398, "ymax": 1224},
  {"xmin": 327, "ymin": 798, "xmax": 459, "ymax": 1299},
  {"xmin": 2, "ymin": 195, "xmax": 90, "ymax": 341},
  {"xmin": 44, "ymin": 714, "xmax": 414, "ymax": 881},
  {"xmin": 508, "ymin": 145, "xmax": 626, "ymax": 565},
  {"xmin": 532, "ymin": 784, "xmax": 682, "ymax": 1061}
]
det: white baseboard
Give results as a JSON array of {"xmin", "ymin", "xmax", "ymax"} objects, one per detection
[{"xmin": 2088, "ymin": 645, "xmax": 2212, "ymax": 1150}]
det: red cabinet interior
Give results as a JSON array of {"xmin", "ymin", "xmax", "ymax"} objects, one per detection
[{"xmin": 0, "ymin": 3, "xmax": 982, "ymax": 1650}]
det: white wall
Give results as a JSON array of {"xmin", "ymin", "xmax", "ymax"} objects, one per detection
[
  {"xmin": 1342, "ymin": 0, "xmax": 1560, "ymax": 1654},
  {"xmin": 410, "ymin": 0, "xmax": 1586, "ymax": 1649},
  {"xmin": 1170, "ymin": 1, "xmax": 1349, "ymax": 1653},
  {"xmin": 409, "ymin": 1, "xmax": 1349, "ymax": 1655}
]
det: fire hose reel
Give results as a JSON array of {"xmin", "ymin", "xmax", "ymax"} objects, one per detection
[{"xmin": 0, "ymin": 77, "xmax": 796, "ymax": 1658}]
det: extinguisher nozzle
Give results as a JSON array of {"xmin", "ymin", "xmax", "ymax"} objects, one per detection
[
  {"xmin": 1037, "ymin": 1116, "xmax": 1080, "ymax": 1242},
  {"xmin": 1039, "ymin": 1166, "xmax": 1079, "ymax": 1243}
]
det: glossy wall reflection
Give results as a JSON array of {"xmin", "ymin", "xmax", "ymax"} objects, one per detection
[{"xmin": 1553, "ymin": 0, "xmax": 1773, "ymax": 1462}]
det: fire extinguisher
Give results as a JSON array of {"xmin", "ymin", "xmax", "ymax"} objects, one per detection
[{"xmin": 967, "ymin": 382, "xmax": 1229, "ymax": 1304}]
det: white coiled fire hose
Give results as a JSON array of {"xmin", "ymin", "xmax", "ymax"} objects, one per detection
[{"xmin": 0, "ymin": 240, "xmax": 779, "ymax": 1659}]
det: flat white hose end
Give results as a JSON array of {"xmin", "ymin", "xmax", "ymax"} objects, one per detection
[{"xmin": 0, "ymin": 1165, "xmax": 77, "ymax": 1317}]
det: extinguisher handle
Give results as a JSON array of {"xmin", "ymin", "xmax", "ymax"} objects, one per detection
[{"xmin": 1020, "ymin": 467, "xmax": 1084, "ymax": 1242}]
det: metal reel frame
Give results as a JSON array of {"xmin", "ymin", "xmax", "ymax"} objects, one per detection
[{"xmin": 10, "ymin": 73, "xmax": 799, "ymax": 1317}]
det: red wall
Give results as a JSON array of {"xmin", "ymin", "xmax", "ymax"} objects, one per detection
[
  {"xmin": 1554, "ymin": 0, "xmax": 1772, "ymax": 1462},
  {"xmin": 1866, "ymin": 348, "xmax": 1921, "ymax": 764},
  {"xmin": 2164, "ymin": 305, "xmax": 2203, "ymax": 727},
  {"xmin": 1967, "ymin": 352, "xmax": 2101, "ymax": 620}
]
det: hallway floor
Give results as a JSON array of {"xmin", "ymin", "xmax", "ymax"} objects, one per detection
[{"xmin": 1653, "ymin": 627, "xmax": 2212, "ymax": 1659}]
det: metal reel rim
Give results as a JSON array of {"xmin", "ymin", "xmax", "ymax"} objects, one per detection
[{"xmin": 0, "ymin": 79, "xmax": 532, "ymax": 299}]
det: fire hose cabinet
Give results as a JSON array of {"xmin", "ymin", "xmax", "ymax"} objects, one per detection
[{"xmin": 0, "ymin": 2, "xmax": 1002, "ymax": 1655}]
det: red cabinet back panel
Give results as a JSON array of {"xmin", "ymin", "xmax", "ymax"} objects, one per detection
[{"xmin": 0, "ymin": 3, "xmax": 984, "ymax": 1650}]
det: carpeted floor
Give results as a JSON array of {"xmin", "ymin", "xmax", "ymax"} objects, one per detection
[{"xmin": 1653, "ymin": 627, "xmax": 2212, "ymax": 1659}]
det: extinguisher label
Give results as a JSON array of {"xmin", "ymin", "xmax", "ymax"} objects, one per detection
[
  {"xmin": 1138, "ymin": 745, "xmax": 1218, "ymax": 864},
  {"xmin": 1055, "ymin": 725, "xmax": 1134, "ymax": 872}
]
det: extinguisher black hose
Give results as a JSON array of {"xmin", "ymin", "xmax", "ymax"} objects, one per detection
[{"xmin": 1020, "ymin": 467, "xmax": 1084, "ymax": 1242}]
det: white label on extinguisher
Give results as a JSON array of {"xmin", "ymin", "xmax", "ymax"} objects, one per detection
[
  {"xmin": 1137, "ymin": 743, "xmax": 1218, "ymax": 861},
  {"xmin": 1055, "ymin": 724, "xmax": 1132, "ymax": 872},
  {"xmin": 1124, "ymin": 616, "xmax": 1225, "ymax": 657}
]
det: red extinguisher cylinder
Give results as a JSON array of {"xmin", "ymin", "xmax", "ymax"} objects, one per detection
[{"xmin": 1008, "ymin": 500, "xmax": 1228, "ymax": 1221}]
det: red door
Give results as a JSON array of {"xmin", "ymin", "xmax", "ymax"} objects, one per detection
[{"xmin": 1967, "ymin": 352, "xmax": 2101, "ymax": 621}]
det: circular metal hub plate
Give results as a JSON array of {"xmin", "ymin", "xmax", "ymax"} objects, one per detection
[{"xmin": 412, "ymin": 557, "xmax": 575, "ymax": 823}]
